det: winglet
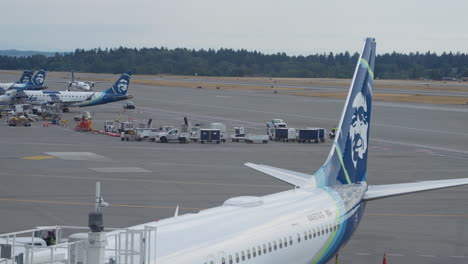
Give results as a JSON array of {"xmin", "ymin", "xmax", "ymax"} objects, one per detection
[{"xmin": 174, "ymin": 205, "xmax": 179, "ymax": 217}]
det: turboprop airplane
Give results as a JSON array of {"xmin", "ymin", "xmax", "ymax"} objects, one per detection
[
  {"xmin": 0, "ymin": 72, "xmax": 133, "ymax": 112},
  {"xmin": 0, "ymin": 70, "xmax": 47, "ymax": 94},
  {"xmin": 64, "ymin": 70, "xmax": 95, "ymax": 91},
  {"xmin": 7, "ymin": 38, "xmax": 468, "ymax": 264}
]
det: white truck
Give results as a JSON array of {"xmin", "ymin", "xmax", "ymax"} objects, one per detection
[{"xmin": 152, "ymin": 128, "xmax": 190, "ymax": 143}]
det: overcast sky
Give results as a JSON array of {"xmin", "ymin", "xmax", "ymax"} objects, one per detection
[{"xmin": 2, "ymin": 0, "xmax": 468, "ymax": 55}]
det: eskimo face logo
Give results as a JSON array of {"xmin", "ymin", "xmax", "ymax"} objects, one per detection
[
  {"xmin": 117, "ymin": 79, "xmax": 128, "ymax": 93},
  {"xmin": 350, "ymin": 92, "xmax": 368, "ymax": 168},
  {"xmin": 21, "ymin": 76, "xmax": 30, "ymax": 84},
  {"xmin": 35, "ymin": 74, "xmax": 45, "ymax": 85}
]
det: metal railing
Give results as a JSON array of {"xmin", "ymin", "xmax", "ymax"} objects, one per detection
[{"xmin": 0, "ymin": 225, "xmax": 158, "ymax": 264}]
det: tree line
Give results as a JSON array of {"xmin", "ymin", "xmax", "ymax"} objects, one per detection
[{"xmin": 0, "ymin": 47, "xmax": 468, "ymax": 80}]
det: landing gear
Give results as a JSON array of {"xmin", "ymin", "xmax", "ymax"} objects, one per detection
[{"xmin": 62, "ymin": 108, "xmax": 70, "ymax": 113}]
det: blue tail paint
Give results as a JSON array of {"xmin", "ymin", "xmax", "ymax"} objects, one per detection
[
  {"xmin": 31, "ymin": 69, "xmax": 47, "ymax": 86},
  {"xmin": 314, "ymin": 38, "xmax": 376, "ymax": 186},
  {"xmin": 18, "ymin": 71, "xmax": 34, "ymax": 84},
  {"xmin": 103, "ymin": 72, "xmax": 131, "ymax": 95}
]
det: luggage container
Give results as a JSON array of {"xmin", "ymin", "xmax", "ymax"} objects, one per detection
[
  {"xmin": 200, "ymin": 129, "xmax": 221, "ymax": 144},
  {"xmin": 296, "ymin": 128, "xmax": 326, "ymax": 143},
  {"xmin": 272, "ymin": 128, "xmax": 288, "ymax": 141}
]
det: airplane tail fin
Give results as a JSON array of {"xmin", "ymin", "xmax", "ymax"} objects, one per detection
[
  {"xmin": 18, "ymin": 71, "xmax": 34, "ymax": 84},
  {"xmin": 104, "ymin": 72, "xmax": 131, "ymax": 95},
  {"xmin": 314, "ymin": 38, "xmax": 376, "ymax": 186},
  {"xmin": 244, "ymin": 38, "xmax": 375, "ymax": 188},
  {"xmin": 31, "ymin": 69, "xmax": 47, "ymax": 86}
]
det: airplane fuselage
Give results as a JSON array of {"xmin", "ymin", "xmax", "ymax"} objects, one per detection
[
  {"xmin": 0, "ymin": 90, "xmax": 132, "ymax": 108},
  {"xmin": 98, "ymin": 184, "xmax": 367, "ymax": 264}
]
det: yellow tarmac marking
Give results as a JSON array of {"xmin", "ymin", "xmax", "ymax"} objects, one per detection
[
  {"xmin": 0, "ymin": 198, "xmax": 204, "ymax": 211},
  {"xmin": 21, "ymin": 156, "xmax": 56, "ymax": 160}
]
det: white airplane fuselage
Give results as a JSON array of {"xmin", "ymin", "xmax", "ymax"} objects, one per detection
[
  {"xmin": 99, "ymin": 184, "xmax": 366, "ymax": 264},
  {"xmin": 69, "ymin": 82, "xmax": 92, "ymax": 91}
]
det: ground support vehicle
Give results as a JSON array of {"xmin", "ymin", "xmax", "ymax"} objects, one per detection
[
  {"xmin": 210, "ymin": 123, "xmax": 227, "ymax": 142},
  {"xmin": 123, "ymin": 101, "xmax": 136, "ymax": 110},
  {"xmin": 266, "ymin": 119, "xmax": 287, "ymax": 139},
  {"xmin": 135, "ymin": 128, "xmax": 160, "ymax": 141},
  {"xmin": 231, "ymin": 126, "xmax": 246, "ymax": 142},
  {"xmin": 200, "ymin": 129, "xmax": 221, "ymax": 144},
  {"xmin": 329, "ymin": 128, "xmax": 337, "ymax": 139},
  {"xmin": 245, "ymin": 135, "xmax": 269, "ymax": 144},
  {"xmin": 152, "ymin": 128, "xmax": 190, "ymax": 143},
  {"xmin": 6, "ymin": 116, "xmax": 31, "ymax": 127}
]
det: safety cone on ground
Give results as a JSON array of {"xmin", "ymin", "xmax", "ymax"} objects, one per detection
[{"xmin": 383, "ymin": 253, "xmax": 387, "ymax": 264}]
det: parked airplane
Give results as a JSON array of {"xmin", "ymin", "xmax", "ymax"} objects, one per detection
[
  {"xmin": 0, "ymin": 72, "xmax": 132, "ymax": 112},
  {"xmin": 64, "ymin": 70, "xmax": 94, "ymax": 91},
  {"xmin": 0, "ymin": 69, "xmax": 47, "ymax": 91},
  {"xmin": 8, "ymin": 38, "xmax": 468, "ymax": 264}
]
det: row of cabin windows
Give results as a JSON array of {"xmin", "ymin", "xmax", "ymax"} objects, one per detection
[
  {"xmin": 33, "ymin": 95, "xmax": 87, "ymax": 98},
  {"xmin": 205, "ymin": 223, "xmax": 340, "ymax": 264}
]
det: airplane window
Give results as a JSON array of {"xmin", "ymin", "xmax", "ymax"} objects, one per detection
[
  {"xmin": 326, "ymin": 227, "xmax": 329, "ymax": 234},
  {"xmin": 221, "ymin": 257, "xmax": 226, "ymax": 264},
  {"xmin": 297, "ymin": 233, "xmax": 301, "ymax": 243},
  {"xmin": 278, "ymin": 239, "xmax": 282, "ymax": 249},
  {"xmin": 304, "ymin": 232, "xmax": 308, "ymax": 240},
  {"xmin": 321, "ymin": 227, "xmax": 325, "ymax": 236},
  {"xmin": 229, "ymin": 255, "xmax": 233, "ymax": 264},
  {"xmin": 289, "ymin": 236, "xmax": 293, "ymax": 245},
  {"xmin": 268, "ymin": 242, "xmax": 272, "ymax": 252},
  {"xmin": 308, "ymin": 230, "xmax": 312, "ymax": 239},
  {"xmin": 273, "ymin": 241, "xmax": 277, "ymax": 250},
  {"xmin": 262, "ymin": 244, "xmax": 266, "ymax": 254},
  {"xmin": 241, "ymin": 251, "xmax": 245, "ymax": 261},
  {"xmin": 252, "ymin": 247, "xmax": 256, "ymax": 257},
  {"xmin": 313, "ymin": 229, "xmax": 317, "ymax": 238},
  {"xmin": 257, "ymin": 246, "xmax": 261, "ymax": 256},
  {"xmin": 235, "ymin": 253, "xmax": 239, "ymax": 263},
  {"xmin": 247, "ymin": 249, "xmax": 251, "ymax": 259},
  {"xmin": 283, "ymin": 238, "xmax": 287, "ymax": 247}
]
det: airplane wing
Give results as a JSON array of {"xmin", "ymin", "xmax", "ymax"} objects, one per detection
[
  {"xmin": 244, "ymin": 163, "xmax": 315, "ymax": 187},
  {"xmin": 364, "ymin": 178, "xmax": 468, "ymax": 201}
]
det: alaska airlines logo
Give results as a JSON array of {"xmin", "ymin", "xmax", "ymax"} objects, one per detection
[
  {"xmin": 34, "ymin": 73, "xmax": 45, "ymax": 85},
  {"xmin": 116, "ymin": 78, "xmax": 128, "ymax": 93},
  {"xmin": 350, "ymin": 92, "xmax": 369, "ymax": 168},
  {"xmin": 21, "ymin": 76, "xmax": 30, "ymax": 84}
]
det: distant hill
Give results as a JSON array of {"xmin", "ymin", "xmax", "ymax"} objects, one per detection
[{"xmin": 0, "ymin": 49, "xmax": 62, "ymax": 57}]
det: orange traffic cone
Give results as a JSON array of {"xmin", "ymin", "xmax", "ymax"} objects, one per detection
[{"xmin": 383, "ymin": 253, "xmax": 387, "ymax": 264}]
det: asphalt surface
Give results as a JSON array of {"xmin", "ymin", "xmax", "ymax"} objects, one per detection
[{"xmin": 0, "ymin": 71, "xmax": 467, "ymax": 264}]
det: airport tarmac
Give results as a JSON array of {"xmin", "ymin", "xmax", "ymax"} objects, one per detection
[{"xmin": 0, "ymin": 72, "xmax": 468, "ymax": 263}]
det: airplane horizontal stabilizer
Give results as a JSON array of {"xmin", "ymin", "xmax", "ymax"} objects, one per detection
[
  {"xmin": 244, "ymin": 163, "xmax": 315, "ymax": 188},
  {"xmin": 364, "ymin": 178, "xmax": 468, "ymax": 201}
]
